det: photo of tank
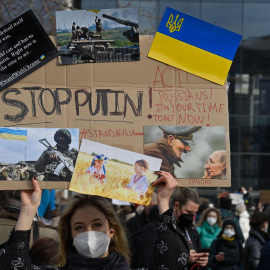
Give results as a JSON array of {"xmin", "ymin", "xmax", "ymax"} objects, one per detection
[{"xmin": 56, "ymin": 9, "xmax": 140, "ymax": 64}]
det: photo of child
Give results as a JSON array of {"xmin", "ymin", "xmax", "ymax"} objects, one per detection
[
  {"xmin": 126, "ymin": 159, "xmax": 149, "ymax": 198},
  {"xmin": 69, "ymin": 139, "xmax": 162, "ymax": 205},
  {"xmin": 86, "ymin": 154, "xmax": 108, "ymax": 184}
]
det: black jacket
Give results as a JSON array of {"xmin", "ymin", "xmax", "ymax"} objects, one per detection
[
  {"xmin": 243, "ymin": 228, "xmax": 268, "ymax": 270},
  {"xmin": 257, "ymin": 240, "xmax": 270, "ymax": 270},
  {"xmin": 150, "ymin": 209, "xmax": 206, "ymax": 270},
  {"xmin": 0, "ymin": 229, "xmax": 129, "ymax": 270},
  {"xmin": 209, "ymin": 236, "xmax": 244, "ymax": 270}
]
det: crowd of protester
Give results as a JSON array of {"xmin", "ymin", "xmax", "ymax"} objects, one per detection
[{"xmin": 0, "ymin": 175, "xmax": 269, "ymax": 270}]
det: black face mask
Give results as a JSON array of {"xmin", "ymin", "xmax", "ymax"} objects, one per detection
[{"xmin": 178, "ymin": 213, "xmax": 194, "ymax": 227}]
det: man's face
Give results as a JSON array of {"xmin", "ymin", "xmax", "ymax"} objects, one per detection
[
  {"xmin": 169, "ymin": 136, "xmax": 191, "ymax": 159},
  {"xmin": 204, "ymin": 151, "xmax": 225, "ymax": 177},
  {"xmin": 175, "ymin": 200, "xmax": 199, "ymax": 218}
]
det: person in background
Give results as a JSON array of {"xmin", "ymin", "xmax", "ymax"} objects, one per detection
[
  {"xmin": 235, "ymin": 202, "xmax": 250, "ymax": 243},
  {"xmin": 218, "ymin": 196, "xmax": 245, "ymax": 244},
  {"xmin": 151, "ymin": 172, "xmax": 209, "ymax": 270},
  {"xmin": 196, "ymin": 207, "xmax": 222, "ymax": 249},
  {"xmin": 0, "ymin": 190, "xmax": 58, "ymax": 246},
  {"xmin": 126, "ymin": 193, "xmax": 157, "ymax": 269},
  {"xmin": 209, "ymin": 219, "xmax": 244, "ymax": 270},
  {"xmin": 256, "ymin": 240, "xmax": 270, "ymax": 270},
  {"xmin": 29, "ymin": 237, "xmax": 59, "ymax": 266},
  {"xmin": 243, "ymin": 212, "xmax": 269, "ymax": 270},
  {"xmin": 0, "ymin": 178, "xmax": 130, "ymax": 270}
]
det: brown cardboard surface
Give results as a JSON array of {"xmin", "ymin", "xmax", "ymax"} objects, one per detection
[
  {"xmin": 259, "ymin": 190, "xmax": 270, "ymax": 205},
  {"xmin": 0, "ymin": 35, "xmax": 230, "ymax": 189}
]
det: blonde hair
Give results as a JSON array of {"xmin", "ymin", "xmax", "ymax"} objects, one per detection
[
  {"xmin": 197, "ymin": 207, "xmax": 222, "ymax": 228},
  {"xmin": 56, "ymin": 194, "xmax": 129, "ymax": 267}
]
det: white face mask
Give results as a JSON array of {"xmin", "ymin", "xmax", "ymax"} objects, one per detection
[
  {"xmin": 207, "ymin": 216, "xmax": 217, "ymax": 226},
  {"xmin": 223, "ymin": 228, "xmax": 235, "ymax": 238},
  {"xmin": 73, "ymin": 230, "xmax": 111, "ymax": 258}
]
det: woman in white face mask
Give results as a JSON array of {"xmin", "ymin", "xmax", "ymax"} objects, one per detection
[
  {"xmin": 208, "ymin": 219, "xmax": 244, "ymax": 270},
  {"xmin": 0, "ymin": 178, "xmax": 130, "ymax": 270},
  {"xmin": 196, "ymin": 208, "xmax": 222, "ymax": 249}
]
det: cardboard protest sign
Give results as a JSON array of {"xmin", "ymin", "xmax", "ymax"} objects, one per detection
[
  {"xmin": 0, "ymin": 10, "xmax": 58, "ymax": 92},
  {"xmin": 148, "ymin": 7, "xmax": 242, "ymax": 85},
  {"xmin": 0, "ymin": 35, "xmax": 231, "ymax": 189},
  {"xmin": 0, "ymin": 127, "xmax": 79, "ymax": 183},
  {"xmin": 56, "ymin": 9, "xmax": 139, "ymax": 64},
  {"xmin": 69, "ymin": 139, "xmax": 161, "ymax": 205}
]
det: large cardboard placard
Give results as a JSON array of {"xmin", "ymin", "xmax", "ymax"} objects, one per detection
[{"xmin": 0, "ymin": 35, "xmax": 230, "ymax": 189}]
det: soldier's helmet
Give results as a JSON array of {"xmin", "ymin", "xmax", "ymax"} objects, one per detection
[
  {"xmin": 159, "ymin": 126, "xmax": 202, "ymax": 145},
  {"xmin": 54, "ymin": 129, "xmax": 72, "ymax": 145},
  {"xmin": 17, "ymin": 161, "xmax": 26, "ymax": 167}
]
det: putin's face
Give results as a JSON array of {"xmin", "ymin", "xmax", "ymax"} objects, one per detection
[
  {"xmin": 204, "ymin": 151, "xmax": 226, "ymax": 178},
  {"xmin": 168, "ymin": 136, "xmax": 191, "ymax": 160}
]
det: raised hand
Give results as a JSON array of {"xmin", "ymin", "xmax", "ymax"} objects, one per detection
[
  {"xmin": 152, "ymin": 171, "xmax": 178, "ymax": 214},
  {"xmin": 15, "ymin": 177, "xmax": 42, "ymax": 231}
]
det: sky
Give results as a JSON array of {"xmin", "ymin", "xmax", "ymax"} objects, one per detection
[
  {"xmin": 144, "ymin": 126, "xmax": 226, "ymax": 178},
  {"xmin": 56, "ymin": 8, "xmax": 138, "ymax": 30},
  {"xmin": 0, "ymin": 127, "xmax": 79, "ymax": 164},
  {"xmin": 80, "ymin": 138, "xmax": 161, "ymax": 172}
]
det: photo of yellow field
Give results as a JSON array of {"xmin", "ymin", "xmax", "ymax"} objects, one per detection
[{"xmin": 69, "ymin": 151, "xmax": 158, "ymax": 205}]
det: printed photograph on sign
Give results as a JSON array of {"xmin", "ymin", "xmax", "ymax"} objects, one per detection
[
  {"xmin": 56, "ymin": 8, "xmax": 139, "ymax": 64},
  {"xmin": 0, "ymin": 9, "xmax": 58, "ymax": 92},
  {"xmin": 0, "ymin": 127, "xmax": 79, "ymax": 186},
  {"xmin": 69, "ymin": 139, "xmax": 161, "ymax": 205},
  {"xmin": 144, "ymin": 126, "xmax": 227, "ymax": 179}
]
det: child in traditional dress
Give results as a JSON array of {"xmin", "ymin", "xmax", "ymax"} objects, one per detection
[
  {"xmin": 126, "ymin": 159, "xmax": 149, "ymax": 198},
  {"xmin": 86, "ymin": 154, "xmax": 108, "ymax": 184}
]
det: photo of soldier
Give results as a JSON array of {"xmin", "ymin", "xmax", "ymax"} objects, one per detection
[
  {"xmin": 0, "ymin": 164, "xmax": 21, "ymax": 181},
  {"xmin": 35, "ymin": 129, "xmax": 78, "ymax": 182},
  {"xmin": 144, "ymin": 126, "xmax": 202, "ymax": 177},
  {"xmin": 95, "ymin": 16, "xmax": 105, "ymax": 35},
  {"xmin": 144, "ymin": 126, "xmax": 227, "ymax": 179}
]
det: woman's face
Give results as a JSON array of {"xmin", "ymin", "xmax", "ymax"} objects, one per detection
[
  {"xmin": 207, "ymin": 211, "xmax": 217, "ymax": 220},
  {"xmin": 70, "ymin": 205, "xmax": 114, "ymax": 239}
]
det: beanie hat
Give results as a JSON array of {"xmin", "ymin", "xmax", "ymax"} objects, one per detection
[{"xmin": 219, "ymin": 196, "xmax": 232, "ymax": 211}]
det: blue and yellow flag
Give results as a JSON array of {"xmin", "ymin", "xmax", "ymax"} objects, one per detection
[
  {"xmin": 0, "ymin": 128, "xmax": 27, "ymax": 141},
  {"xmin": 148, "ymin": 7, "xmax": 242, "ymax": 85}
]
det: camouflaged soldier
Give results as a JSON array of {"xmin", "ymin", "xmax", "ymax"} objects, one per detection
[
  {"xmin": 144, "ymin": 126, "xmax": 201, "ymax": 177},
  {"xmin": 35, "ymin": 129, "xmax": 78, "ymax": 181},
  {"xmin": 0, "ymin": 164, "xmax": 21, "ymax": 181},
  {"xmin": 17, "ymin": 161, "xmax": 31, "ymax": 181}
]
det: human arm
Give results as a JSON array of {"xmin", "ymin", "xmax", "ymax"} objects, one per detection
[
  {"xmin": 16, "ymin": 177, "xmax": 42, "ymax": 230},
  {"xmin": 0, "ymin": 178, "xmax": 58, "ymax": 270},
  {"xmin": 35, "ymin": 150, "xmax": 57, "ymax": 172},
  {"xmin": 151, "ymin": 171, "xmax": 178, "ymax": 214}
]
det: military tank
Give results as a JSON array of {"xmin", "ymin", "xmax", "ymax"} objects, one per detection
[{"xmin": 58, "ymin": 14, "xmax": 140, "ymax": 64}]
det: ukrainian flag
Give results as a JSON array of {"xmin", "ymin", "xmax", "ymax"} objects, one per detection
[
  {"xmin": 0, "ymin": 128, "xmax": 27, "ymax": 141},
  {"xmin": 148, "ymin": 7, "xmax": 242, "ymax": 85}
]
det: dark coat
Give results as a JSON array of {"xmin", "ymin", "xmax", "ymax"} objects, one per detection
[
  {"xmin": 209, "ymin": 236, "xmax": 244, "ymax": 270},
  {"xmin": 219, "ymin": 208, "xmax": 245, "ymax": 244},
  {"xmin": 0, "ymin": 229, "xmax": 129, "ymax": 270},
  {"xmin": 144, "ymin": 137, "xmax": 181, "ymax": 177},
  {"xmin": 244, "ymin": 228, "xmax": 268, "ymax": 270},
  {"xmin": 256, "ymin": 241, "xmax": 270, "ymax": 270},
  {"xmin": 150, "ymin": 209, "xmax": 207, "ymax": 270}
]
